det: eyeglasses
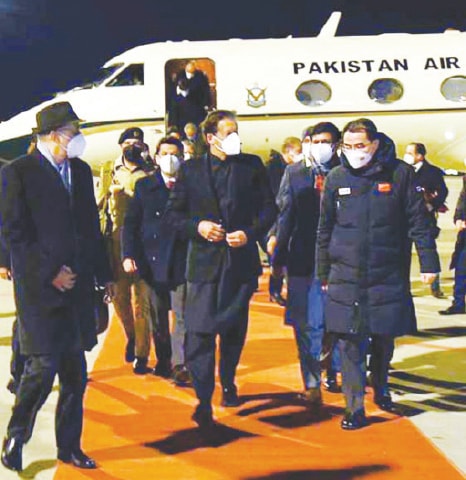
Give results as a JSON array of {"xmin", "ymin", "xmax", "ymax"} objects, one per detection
[
  {"xmin": 341, "ymin": 142, "xmax": 372, "ymax": 151},
  {"xmin": 57, "ymin": 129, "xmax": 79, "ymax": 142}
]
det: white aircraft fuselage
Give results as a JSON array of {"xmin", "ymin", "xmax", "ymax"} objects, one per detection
[{"xmin": 0, "ymin": 12, "xmax": 464, "ymax": 174}]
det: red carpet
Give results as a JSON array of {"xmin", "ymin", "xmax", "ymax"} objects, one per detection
[{"xmin": 54, "ymin": 273, "xmax": 464, "ymax": 479}]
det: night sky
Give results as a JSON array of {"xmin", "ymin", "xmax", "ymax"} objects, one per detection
[{"xmin": 0, "ymin": 0, "xmax": 464, "ymax": 121}]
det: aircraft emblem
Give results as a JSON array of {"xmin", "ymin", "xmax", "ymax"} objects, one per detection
[{"xmin": 246, "ymin": 85, "xmax": 267, "ymax": 108}]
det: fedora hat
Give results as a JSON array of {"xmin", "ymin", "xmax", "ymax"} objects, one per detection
[{"xmin": 33, "ymin": 101, "xmax": 83, "ymax": 135}]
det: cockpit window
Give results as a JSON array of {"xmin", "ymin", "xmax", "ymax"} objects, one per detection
[
  {"xmin": 368, "ymin": 78, "xmax": 403, "ymax": 104},
  {"xmin": 77, "ymin": 63, "xmax": 123, "ymax": 89},
  {"xmin": 441, "ymin": 76, "xmax": 466, "ymax": 102},
  {"xmin": 295, "ymin": 80, "xmax": 331, "ymax": 106},
  {"xmin": 106, "ymin": 64, "xmax": 144, "ymax": 87}
]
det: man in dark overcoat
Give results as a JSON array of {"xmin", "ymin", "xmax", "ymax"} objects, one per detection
[
  {"xmin": 317, "ymin": 118, "xmax": 440, "ymax": 430},
  {"xmin": 0, "ymin": 102, "xmax": 114, "ymax": 471},
  {"xmin": 403, "ymin": 142, "xmax": 448, "ymax": 297},
  {"xmin": 173, "ymin": 60, "xmax": 210, "ymax": 131},
  {"xmin": 440, "ymin": 174, "xmax": 466, "ymax": 314},
  {"xmin": 272, "ymin": 122, "xmax": 342, "ymax": 406},
  {"xmin": 262, "ymin": 144, "xmax": 294, "ymax": 306},
  {"xmin": 165, "ymin": 110, "xmax": 277, "ymax": 429}
]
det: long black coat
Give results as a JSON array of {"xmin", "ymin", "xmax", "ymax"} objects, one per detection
[
  {"xmin": 450, "ymin": 175, "xmax": 466, "ymax": 270},
  {"xmin": 165, "ymin": 153, "xmax": 277, "ymax": 285},
  {"xmin": 122, "ymin": 170, "xmax": 187, "ymax": 290},
  {"xmin": 272, "ymin": 160, "xmax": 327, "ymax": 326},
  {"xmin": 173, "ymin": 70, "xmax": 210, "ymax": 129},
  {"xmin": 0, "ymin": 151, "xmax": 112, "ymax": 355},
  {"xmin": 273, "ymin": 161, "xmax": 320, "ymax": 277},
  {"xmin": 317, "ymin": 134, "xmax": 440, "ymax": 337}
]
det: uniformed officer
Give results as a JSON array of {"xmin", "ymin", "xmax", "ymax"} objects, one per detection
[{"xmin": 96, "ymin": 127, "xmax": 152, "ymax": 369}]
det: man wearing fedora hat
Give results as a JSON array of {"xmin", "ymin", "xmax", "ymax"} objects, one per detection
[{"xmin": 0, "ymin": 101, "xmax": 115, "ymax": 471}]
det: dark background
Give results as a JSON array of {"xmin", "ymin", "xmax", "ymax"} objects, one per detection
[{"xmin": 0, "ymin": 0, "xmax": 464, "ymax": 121}]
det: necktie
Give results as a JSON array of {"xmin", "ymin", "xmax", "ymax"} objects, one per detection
[
  {"xmin": 314, "ymin": 173, "xmax": 324, "ymax": 196},
  {"xmin": 58, "ymin": 161, "xmax": 71, "ymax": 193}
]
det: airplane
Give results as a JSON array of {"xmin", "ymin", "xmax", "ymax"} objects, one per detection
[{"xmin": 0, "ymin": 11, "xmax": 465, "ymax": 175}]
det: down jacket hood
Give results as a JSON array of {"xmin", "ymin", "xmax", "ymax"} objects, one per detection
[{"xmin": 340, "ymin": 132, "xmax": 398, "ymax": 175}]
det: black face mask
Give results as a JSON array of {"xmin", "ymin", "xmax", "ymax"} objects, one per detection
[{"xmin": 123, "ymin": 145, "xmax": 143, "ymax": 164}]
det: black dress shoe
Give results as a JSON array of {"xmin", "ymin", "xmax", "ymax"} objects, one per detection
[
  {"xmin": 374, "ymin": 394, "xmax": 397, "ymax": 413},
  {"xmin": 1, "ymin": 437, "xmax": 23, "ymax": 472},
  {"xmin": 324, "ymin": 375, "xmax": 341, "ymax": 393},
  {"xmin": 172, "ymin": 364, "xmax": 192, "ymax": 387},
  {"xmin": 221, "ymin": 386, "xmax": 240, "ymax": 407},
  {"xmin": 269, "ymin": 292, "xmax": 286, "ymax": 307},
  {"xmin": 439, "ymin": 304, "xmax": 466, "ymax": 315},
  {"xmin": 133, "ymin": 357, "xmax": 149, "ymax": 375},
  {"xmin": 125, "ymin": 338, "xmax": 135, "ymax": 363},
  {"xmin": 432, "ymin": 289, "xmax": 445, "ymax": 299},
  {"xmin": 57, "ymin": 449, "xmax": 97, "ymax": 469},
  {"xmin": 152, "ymin": 362, "xmax": 172, "ymax": 378},
  {"xmin": 341, "ymin": 409, "xmax": 369, "ymax": 430},
  {"xmin": 192, "ymin": 405, "xmax": 216, "ymax": 430}
]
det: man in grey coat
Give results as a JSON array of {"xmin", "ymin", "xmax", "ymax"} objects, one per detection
[
  {"xmin": 0, "ymin": 102, "xmax": 115, "ymax": 471},
  {"xmin": 317, "ymin": 118, "xmax": 439, "ymax": 430}
]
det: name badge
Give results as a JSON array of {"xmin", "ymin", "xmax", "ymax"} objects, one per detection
[
  {"xmin": 338, "ymin": 187, "xmax": 351, "ymax": 195},
  {"xmin": 377, "ymin": 183, "xmax": 392, "ymax": 193}
]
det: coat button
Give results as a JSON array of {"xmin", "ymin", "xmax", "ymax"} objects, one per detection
[
  {"xmin": 155, "ymin": 211, "xmax": 160, "ymax": 217},
  {"xmin": 151, "ymin": 256, "xmax": 156, "ymax": 261},
  {"xmin": 153, "ymin": 234, "xmax": 157, "ymax": 239}
]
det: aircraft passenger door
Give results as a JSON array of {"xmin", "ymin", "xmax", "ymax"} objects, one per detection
[{"xmin": 165, "ymin": 58, "xmax": 216, "ymax": 132}]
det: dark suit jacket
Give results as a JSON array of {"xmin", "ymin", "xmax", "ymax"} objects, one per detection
[
  {"xmin": 450, "ymin": 176, "xmax": 466, "ymax": 270},
  {"xmin": 122, "ymin": 170, "xmax": 187, "ymax": 290},
  {"xmin": 273, "ymin": 161, "xmax": 320, "ymax": 277},
  {"xmin": 414, "ymin": 160, "xmax": 448, "ymax": 212},
  {"xmin": 0, "ymin": 237, "xmax": 10, "ymax": 269},
  {"xmin": 174, "ymin": 70, "xmax": 210, "ymax": 128},
  {"xmin": 0, "ymin": 150, "xmax": 112, "ymax": 355},
  {"xmin": 265, "ymin": 150, "xmax": 288, "ymax": 199},
  {"xmin": 165, "ymin": 153, "xmax": 277, "ymax": 285}
]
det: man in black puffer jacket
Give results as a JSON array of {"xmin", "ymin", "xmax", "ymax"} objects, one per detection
[{"xmin": 317, "ymin": 118, "xmax": 440, "ymax": 430}]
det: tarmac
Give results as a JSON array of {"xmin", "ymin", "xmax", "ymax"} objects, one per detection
[{"xmin": 0, "ymin": 176, "xmax": 464, "ymax": 479}]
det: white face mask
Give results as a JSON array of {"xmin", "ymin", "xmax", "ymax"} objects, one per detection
[
  {"xmin": 291, "ymin": 152, "xmax": 304, "ymax": 163},
  {"xmin": 403, "ymin": 153, "xmax": 415, "ymax": 165},
  {"xmin": 216, "ymin": 132, "xmax": 241, "ymax": 156},
  {"xmin": 343, "ymin": 149, "xmax": 373, "ymax": 169},
  {"xmin": 158, "ymin": 154, "xmax": 180, "ymax": 176},
  {"xmin": 66, "ymin": 133, "xmax": 86, "ymax": 158},
  {"xmin": 302, "ymin": 142, "xmax": 311, "ymax": 159},
  {"xmin": 310, "ymin": 143, "xmax": 334, "ymax": 165}
]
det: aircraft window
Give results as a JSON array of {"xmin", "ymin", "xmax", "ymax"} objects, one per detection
[
  {"xmin": 77, "ymin": 63, "xmax": 123, "ymax": 89},
  {"xmin": 368, "ymin": 79, "xmax": 403, "ymax": 104},
  {"xmin": 441, "ymin": 76, "xmax": 466, "ymax": 102},
  {"xmin": 295, "ymin": 80, "xmax": 331, "ymax": 106},
  {"xmin": 106, "ymin": 64, "xmax": 144, "ymax": 87}
]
